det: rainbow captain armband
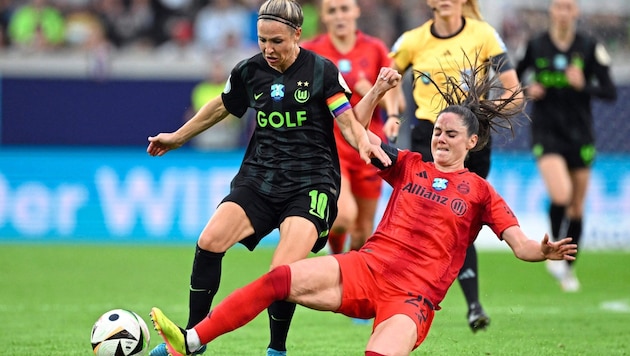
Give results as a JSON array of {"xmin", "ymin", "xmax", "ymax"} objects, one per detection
[{"xmin": 326, "ymin": 92, "xmax": 351, "ymax": 117}]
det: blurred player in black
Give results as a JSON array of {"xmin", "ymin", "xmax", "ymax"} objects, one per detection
[{"xmin": 516, "ymin": 0, "xmax": 617, "ymax": 292}]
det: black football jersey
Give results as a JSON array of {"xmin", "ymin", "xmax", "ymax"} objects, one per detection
[
  {"xmin": 516, "ymin": 32, "xmax": 617, "ymax": 146},
  {"xmin": 222, "ymin": 48, "xmax": 351, "ymax": 196}
]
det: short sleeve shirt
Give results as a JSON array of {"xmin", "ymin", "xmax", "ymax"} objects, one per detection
[
  {"xmin": 390, "ymin": 18, "xmax": 509, "ymax": 122},
  {"xmin": 362, "ymin": 149, "xmax": 519, "ymax": 306},
  {"xmin": 221, "ymin": 49, "xmax": 351, "ymax": 196},
  {"xmin": 301, "ymin": 31, "xmax": 391, "ymax": 148}
]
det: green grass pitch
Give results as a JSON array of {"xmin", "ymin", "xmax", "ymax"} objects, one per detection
[{"xmin": 1, "ymin": 244, "xmax": 628, "ymax": 355}]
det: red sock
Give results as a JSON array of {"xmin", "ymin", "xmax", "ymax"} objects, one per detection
[
  {"xmin": 328, "ymin": 231, "xmax": 347, "ymax": 254},
  {"xmin": 365, "ymin": 352, "xmax": 385, "ymax": 356},
  {"xmin": 193, "ymin": 265, "xmax": 291, "ymax": 345}
]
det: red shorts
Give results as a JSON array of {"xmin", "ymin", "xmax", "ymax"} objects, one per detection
[
  {"xmin": 337, "ymin": 141, "xmax": 382, "ymax": 200},
  {"xmin": 333, "ymin": 251, "xmax": 435, "ymax": 350}
]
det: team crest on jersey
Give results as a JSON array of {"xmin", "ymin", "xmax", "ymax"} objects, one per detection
[
  {"xmin": 553, "ymin": 54, "xmax": 568, "ymax": 70},
  {"xmin": 457, "ymin": 181, "xmax": 470, "ymax": 194},
  {"xmin": 419, "ymin": 72, "xmax": 431, "ymax": 85},
  {"xmin": 294, "ymin": 81, "xmax": 310, "ymax": 104},
  {"xmin": 338, "ymin": 59, "xmax": 352, "ymax": 73},
  {"xmin": 432, "ymin": 178, "xmax": 448, "ymax": 191},
  {"xmin": 271, "ymin": 84, "xmax": 285, "ymax": 102}
]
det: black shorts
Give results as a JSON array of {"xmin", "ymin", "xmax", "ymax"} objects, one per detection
[
  {"xmin": 411, "ymin": 119, "xmax": 491, "ymax": 179},
  {"xmin": 532, "ymin": 141, "xmax": 595, "ymax": 169},
  {"xmin": 410, "ymin": 119, "xmax": 434, "ymax": 162},
  {"xmin": 221, "ymin": 185, "xmax": 338, "ymax": 253},
  {"xmin": 465, "ymin": 143, "xmax": 491, "ymax": 179}
]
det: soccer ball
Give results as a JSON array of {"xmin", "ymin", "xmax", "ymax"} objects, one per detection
[{"xmin": 91, "ymin": 309, "xmax": 151, "ymax": 356}]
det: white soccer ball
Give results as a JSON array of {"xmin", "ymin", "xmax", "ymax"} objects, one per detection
[{"xmin": 91, "ymin": 309, "xmax": 151, "ymax": 356}]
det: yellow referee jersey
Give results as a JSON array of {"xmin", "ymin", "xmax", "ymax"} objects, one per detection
[{"xmin": 391, "ymin": 17, "xmax": 508, "ymax": 123}]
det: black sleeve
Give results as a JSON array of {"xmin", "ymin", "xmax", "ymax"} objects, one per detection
[
  {"xmin": 583, "ymin": 42, "xmax": 617, "ymax": 101},
  {"xmin": 515, "ymin": 40, "xmax": 534, "ymax": 82},
  {"xmin": 371, "ymin": 142, "xmax": 399, "ymax": 170},
  {"xmin": 490, "ymin": 52, "xmax": 514, "ymax": 74},
  {"xmin": 321, "ymin": 56, "xmax": 352, "ymax": 100},
  {"xmin": 221, "ymin": 59, "xmax": 250, "ymax": 118}
]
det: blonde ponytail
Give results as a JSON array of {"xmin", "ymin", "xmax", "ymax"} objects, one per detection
[{"xmin": 463, "ymin": 0, "xmax": 483, "ymax": 20}]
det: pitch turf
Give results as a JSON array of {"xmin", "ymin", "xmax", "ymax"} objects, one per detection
[{"xmin": 1, "ymin": 244, "xmax": 628, "ymax": 355}]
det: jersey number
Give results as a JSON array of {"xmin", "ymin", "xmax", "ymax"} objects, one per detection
[{"xmin": 308, "ymin": 190, "xmax": 329, "ymax": 220}]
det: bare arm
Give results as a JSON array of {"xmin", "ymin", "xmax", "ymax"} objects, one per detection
[
  {"xmin": 147, "ymin": 96, "xmax": 230, "ymax": 156},
  {"xmin": 502, "ymin": 226, "xmax": 577, "ymax": 262},
  {"xmin": 383, "ymin": 62, "xmax": 406, "ymax": 142},
  {"xmin": 336, "ymin": 110, "xmax": 391, "ymax": 167},
  {"xmin": 352, "ymin": 67, "xmax": 401, "ymax": 129},
  {"xmin": 497, "ymin": 69, "xmax": 524, "ymax": 108},
  {"xmin": 353, "ymin": 70, "xmax": 406, "ymax": 121}
]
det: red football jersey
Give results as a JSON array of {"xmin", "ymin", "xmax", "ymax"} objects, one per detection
[
  {"xmin": 362, "ymin": 150, "xmax": 519, "ymax": 307},
  {"xmin": 301, "ymin": 31, "xmax": 391, "ymax": 157}
]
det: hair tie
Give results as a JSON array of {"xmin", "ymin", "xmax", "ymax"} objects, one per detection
[{"xmin": 258, "ymin": 14, "xmax": 299, "ymax": 30}]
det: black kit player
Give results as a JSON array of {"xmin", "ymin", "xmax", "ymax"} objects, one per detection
[
  {"xmin": 515, "ymin": 0, "xmax": 616, "ymax": 292},
  {"xmin": 146, "ymin": 1, "xmax": 400, "ymax": 355}
]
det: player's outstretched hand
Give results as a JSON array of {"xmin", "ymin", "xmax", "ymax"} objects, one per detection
[
  {"xmin": 147, "ymin": 133, "xmax": 182, "ymax": 156},
  {"xmin": 541, "ymin": 234, "xmax": 577, "ymax": 261}
]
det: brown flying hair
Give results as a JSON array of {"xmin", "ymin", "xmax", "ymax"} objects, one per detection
[{"xmin": 414, "ymin": 52, "xmax": 526, "ymax": 151}]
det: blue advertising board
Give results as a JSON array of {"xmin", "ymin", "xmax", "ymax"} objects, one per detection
[{"xmin": 1, "ymin": 148, "xmax": 629, "ymax": 250}]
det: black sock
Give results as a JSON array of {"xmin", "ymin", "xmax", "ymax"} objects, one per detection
[
  {"xmin": 186, "ymin": 245, "xmax": 225, "ymax": 329},
  {"xmin": 566, "ymin": 218, "xmax": 582, "ymax": 267},
  {"xmin": 267, "ymin": 300, "xmax": 296, "ymax": 352},
  {"xmin": 549, "ymin": 203, "xmax": 567, "ymax": 241},
  {"xmin": 458, "ymin": 244, "xmax": 480, "ymax": 311}
]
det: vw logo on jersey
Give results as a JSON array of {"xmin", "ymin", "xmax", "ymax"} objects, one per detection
[
  {"xmin": 432, "ymin": 178, "xmax": 448, "ymax": 191},
  {"xmin": 553, "ymin": 54, "xmax": 568, "ymax": 70},
  {"xmin": 338, "ymin": 59, "xmax": 352, "ymax": 74},
  {"xmin": 271, "ymin": 84, "xmax": 285, "ymax": 102},
  {"xmin": 294, "ymin": 81, "xmax": 310, "ymax": 104}
]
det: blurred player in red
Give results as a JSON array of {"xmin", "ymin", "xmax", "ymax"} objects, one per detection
[
  {"xmin": 150, "ymin": 60, "xmax": 577, "ymax": 356},
  {"xmin": 301, "ymin": 0, "xmax": 403, "ymax": 256}
]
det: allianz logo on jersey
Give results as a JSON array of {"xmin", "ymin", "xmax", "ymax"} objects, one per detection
[
  {"xmin": 402, "ymin": 182, "xmax": 449, "ymax": 205},
  {"xmin": 257, "ymin": 80, "xmax": 311, "ymax": 128},
  {"xmin": 400, "ymin": 181, "xmax": 468, "ymax": 216}
]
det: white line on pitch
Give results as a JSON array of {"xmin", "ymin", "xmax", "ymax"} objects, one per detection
[{"xmin": 600, "ymin": 300, "xmax": 630, "ymax": 313}]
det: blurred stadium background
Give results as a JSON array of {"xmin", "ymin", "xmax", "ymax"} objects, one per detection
[{"xmin": 0, "ymin": 0, "xmax": 629, "ymax": 249}]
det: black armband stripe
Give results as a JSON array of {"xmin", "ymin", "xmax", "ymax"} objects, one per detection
[
  {"xmin": 371, "ymin": 142, "xmax": 399, "ymax": 170},
  {"xmin": 491, "ymin": 53, "xmax": 514, "ymax": 73}
]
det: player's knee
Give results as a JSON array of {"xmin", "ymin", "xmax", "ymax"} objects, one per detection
[
  {"xmin": 367, "ymin": 315, "xmax": 417, "ymax": 355},
  {"xmin": 197, "ymin": 231, "xmax": 234, "ymax": 252},
  {"xmin": 332, "ymin": 212, "xmax": 355, "ymax": 231}
]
